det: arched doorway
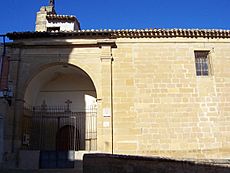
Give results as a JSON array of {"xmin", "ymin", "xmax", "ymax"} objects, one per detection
[
  {"xmin": 22, "ymin": 64, "xmax": 97, "ymax": 168},
  {"xmin": 56, "ymin": 125, "xmax": 79, "ymax": 151}
]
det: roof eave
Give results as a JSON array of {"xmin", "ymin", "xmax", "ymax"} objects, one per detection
[{"xmin": 6, "ymin": 29, "xmax": 230, "ymax": 40}]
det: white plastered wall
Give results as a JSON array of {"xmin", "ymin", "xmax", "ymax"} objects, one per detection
[{"xmin": 46, "ymin": 21, "xmax": 77, "ymax": 31}]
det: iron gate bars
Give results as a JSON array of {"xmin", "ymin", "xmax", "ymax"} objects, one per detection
[{"xmin": 22, "ymin": 105, "xmax": 97, "ymax": 151}]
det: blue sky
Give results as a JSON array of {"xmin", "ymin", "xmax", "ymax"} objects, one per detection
[{"xmin": 0, "ymin": 0, "xmax": 230, "ymax": 35}]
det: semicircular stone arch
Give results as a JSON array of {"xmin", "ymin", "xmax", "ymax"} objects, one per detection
[{"xmin": 23, "ymin": 62, "xmax": 98, "ymax": 112}]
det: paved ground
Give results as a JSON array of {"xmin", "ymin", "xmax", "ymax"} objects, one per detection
[{"xmin": 0, "ymin": 169, "xmax": 81, "ymax": 173}]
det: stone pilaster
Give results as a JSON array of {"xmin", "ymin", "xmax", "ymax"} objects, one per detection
[
  {"xmin": 98, "ymin": 44, "xmax": 114, "ymax": 153},
  {"xmin": 0, "ymin": 99, "xmax": 8, "ymax": 166}
]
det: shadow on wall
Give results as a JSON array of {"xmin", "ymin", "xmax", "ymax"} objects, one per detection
[
  {"xmin": 83, "ymin": 154, "xmax": 230, "ymax": 173},
  {"xmin": 2, "ymin": 35, "xmax": 99, "ymax": 169},
  {"xmin": 0, "ymin": 115, "xmax": 3, "ymax": 166},
  {"xmin": 20, "ymin": 46, "xmax": 97, "ymax": 169}
]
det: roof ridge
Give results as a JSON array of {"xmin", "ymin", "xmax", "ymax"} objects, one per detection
[{"xmin": 47, "ymin": 14, "xmax": 76, "ymax": 17}]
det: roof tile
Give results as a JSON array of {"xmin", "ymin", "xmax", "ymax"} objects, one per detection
[{"xmin": 6, "ymin": 28, "xmax": 230, "ymax": 40}]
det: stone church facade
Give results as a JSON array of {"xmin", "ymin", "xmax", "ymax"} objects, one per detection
[{"xmin": 1, "ymin": 1, "xmax": 230, "ymax": 170}]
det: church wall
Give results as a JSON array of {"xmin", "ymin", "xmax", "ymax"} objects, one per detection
[
  {"xmin": 0, "ymin": 99, "xmax": 9, "ymax": 166},
  {"xmin": 0, "ymin": 103, "xmax": 4, "ymax": 164},
  {"xmin": 4, "ymin": 36, "xmax": 230, "ymax": 162},
  {"xmin": 112, "ymin": 37, "xmax": 230, "ymax": 159}
]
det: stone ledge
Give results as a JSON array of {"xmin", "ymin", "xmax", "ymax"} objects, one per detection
[{"xmin": 83, "ymin": 153, "xmax": 230, "ymax": 173}]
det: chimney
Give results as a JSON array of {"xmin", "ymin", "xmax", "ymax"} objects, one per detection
[{"xmin": 35, "ymin": 0, "xmax": 80, "ymax": 32}]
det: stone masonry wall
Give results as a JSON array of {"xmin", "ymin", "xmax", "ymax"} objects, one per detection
[
  {"xmin": 112, "ymin": 37, "xmax": 230, "ymax": 159},
  {"xmin": 5, "ymin": 36, "xmax": 230, "ymax": 163}
]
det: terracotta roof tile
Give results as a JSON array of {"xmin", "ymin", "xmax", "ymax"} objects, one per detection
[
  {"xmin": 46, "ymin": 14, "xmax": 78, "ymax": 22},
  {"xmin": 6, "ymin": 28, "xmax": 230, "ymax": 40}
]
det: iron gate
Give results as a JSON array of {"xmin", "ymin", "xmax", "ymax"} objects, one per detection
[
  {"xmin": 21, "ymin": 105, "xmax": 97, "ymax": 168},
  {"xmin": 22, "ymin": 105, "xmax": 97, "ymax": 151}
]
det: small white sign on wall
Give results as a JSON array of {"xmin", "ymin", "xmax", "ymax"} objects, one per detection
[
  {"xmin": 103, "ymin": 108, "xmax": 111, "ymax": 117},
  {"xmin": 103, "ymin": 121, "xmax": 110, "ymax": 127}
]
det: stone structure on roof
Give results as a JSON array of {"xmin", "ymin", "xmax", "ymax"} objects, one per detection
[
  {"xmin": 36, "ymin": 0, "xmax": 80, "ymax": 32},
  {"xmin": 49, "ymin": 0, "xmax": 55, "ymax": 7}
]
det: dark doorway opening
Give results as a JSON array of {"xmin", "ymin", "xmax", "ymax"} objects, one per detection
[{"xmin": 56, "ymin": 125, "xmax": 80, "ymax": 151}]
